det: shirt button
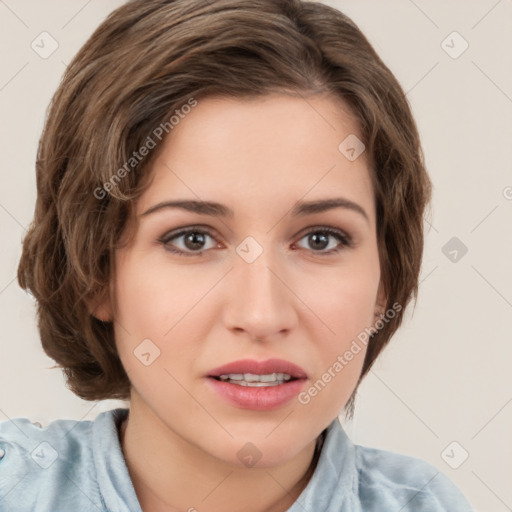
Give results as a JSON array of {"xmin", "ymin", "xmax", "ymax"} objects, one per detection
[{"xmin": 0, "ymin": 448, "xmax": 5, "ymax": 459}]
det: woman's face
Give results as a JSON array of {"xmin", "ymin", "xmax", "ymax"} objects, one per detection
[{"xmin": 106, "ymin": 93, "xmax": 383, "ymax": 467}]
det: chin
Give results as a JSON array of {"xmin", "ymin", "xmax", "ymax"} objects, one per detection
[{"xmin": 204, "ymin": 428, "xmax": 315, "ymax": 469}]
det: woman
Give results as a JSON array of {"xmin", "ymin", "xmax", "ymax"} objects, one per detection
[{"xmin": 0, "ymin": 0, "xmax": 474, "ymax": 510}]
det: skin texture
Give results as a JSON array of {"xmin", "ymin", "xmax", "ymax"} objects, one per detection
[{"xmin": 95, "ymin": 93, "xmax": 385, "ymax": 511}]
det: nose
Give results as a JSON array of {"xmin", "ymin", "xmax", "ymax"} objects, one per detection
[{"xmin": 222, "ymin": 245, "xmax": 298, "ymax": 343}]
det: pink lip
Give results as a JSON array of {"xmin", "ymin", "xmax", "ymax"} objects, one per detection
[
  {"xmin": 206, "ymin": 358, "xmax": 308, "ymax": 411},
  {"xmin": 207, "ymin": 358, "xmax": 308, "ymax": 379}
]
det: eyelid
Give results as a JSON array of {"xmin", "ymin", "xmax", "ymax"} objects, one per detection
[
  {"xmin": 158, "ymin": 224, "xmax": 354, "ymax": 256},
  {"xmin": 294, "ymin": 225, "xmax": 353, "ymax": 247},
  {"xmin": 158, "ymin": 225, "xmax": 220, "ymax": 249}
]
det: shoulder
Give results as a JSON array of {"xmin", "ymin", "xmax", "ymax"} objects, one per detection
[
  {"xmin": 353, "ymin": 444, "xmax": 474, "ymax": 511},
  {"xmin": 0, "ymin": 411, "xmax": 104, "ymax": 511}
]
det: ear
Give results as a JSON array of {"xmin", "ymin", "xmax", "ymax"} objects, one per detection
[{"xmin": 87, "ymin": 288, "xmax": 113, "ymax": 322}]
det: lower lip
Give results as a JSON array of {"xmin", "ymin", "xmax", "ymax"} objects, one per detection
[{"xmin": 206, "ymin": 378, "xmax": 306, "ymax": 410}]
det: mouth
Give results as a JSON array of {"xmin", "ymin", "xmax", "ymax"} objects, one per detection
[
  {"xmin": 206, "ymin": 358, "xmax": 308, "ymax": 410},
  {"xmin": 213, "ymin": 372, "xmax": 295, "ymax": 387}
]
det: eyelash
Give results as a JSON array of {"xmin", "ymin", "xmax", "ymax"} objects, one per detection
[{"xmin": 158, "ymin": 225, "xmax": 353, "ymax": 257}]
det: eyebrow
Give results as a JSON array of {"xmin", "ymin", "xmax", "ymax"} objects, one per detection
[{"xmin": 141, "ymin": 197, "xmax": 369, "ymax": 222}]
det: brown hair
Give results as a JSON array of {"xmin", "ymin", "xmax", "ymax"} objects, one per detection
[{"xmin": 17, "ymin": 0, "xmax": 431, "ymax": 415}]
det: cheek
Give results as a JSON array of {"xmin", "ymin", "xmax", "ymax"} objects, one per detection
[
  {"xmin": 298, "ymin": 252, "xmax": 381, "ymax": 344},
  {"xmin": 296, "ymin": 270, "xmax": 376, "ymax": 417},
  {"xmin": 114, "ymin": 253, "xmax": 204, "ymax": 338},
  {"xmin": 324, "ymin": 277, "xmax": 378, "ymax": 339},
  {"xmin": 112, "ymin": 253, "xmax": 220, "ymax": 381},
  {"xmin": 111, "ymin": 254, "xmax": 173, "ymax": 367},
  {"xmin": 310, "ymin": 280, "xmax": 374, "ymax": 380},
  {"xmin": 293, "ymin": 249, "xmax": 379, "ymax": 408}
]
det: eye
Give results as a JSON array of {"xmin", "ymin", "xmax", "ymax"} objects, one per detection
[
  {"xmin": 294, "ymin": 227, "xmax": 352, "ymax": 254},
  {"xmin": 158, "ymin": 225, "xmax": 353, "ymax": 257},
  {"xmin": 158, "ymin": 226, "xmax": 219, "ymax": 256}
]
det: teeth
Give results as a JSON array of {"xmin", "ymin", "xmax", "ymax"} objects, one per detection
[
  {"xmin": 244, "ymin": 373, "xmax": 263, "ymax": 382},
  {"xmin": 217, "ymin": 373, "xmax": 293, "ymax": 386},
  {"xmin": 219, "ymin": 373, "xmax": 244, "ymax": 381}
]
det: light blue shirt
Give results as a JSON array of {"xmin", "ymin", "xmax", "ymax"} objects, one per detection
[{"xmin": 0, "ymin": 408, "xmax": 474, "ymax": 511}]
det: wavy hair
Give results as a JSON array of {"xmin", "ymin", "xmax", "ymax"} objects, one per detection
[{"xmin": 17, "ymin": 0, "xmax": 431, "ymax": 416}]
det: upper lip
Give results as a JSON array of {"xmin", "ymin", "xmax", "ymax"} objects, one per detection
[{"xmin": 207, "ymin": 358, "xmax": 308, "ymax": 379}]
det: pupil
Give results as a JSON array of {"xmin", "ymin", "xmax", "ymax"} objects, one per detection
[
  {"xmin": 182, "ymin": 232, "xmax": 330, "ymax": 251},
  {"xmin": 310, "ymin": 232, "xmax": 328, "ymax": 250},
  {"xmin": 185, "ymin": 232, "xmax": 205, "ymax": 250}
]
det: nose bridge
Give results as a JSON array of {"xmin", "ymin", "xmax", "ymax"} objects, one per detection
[{"xmin": 225, "ymin": 237, "xmax": 296, "ymax": 339}]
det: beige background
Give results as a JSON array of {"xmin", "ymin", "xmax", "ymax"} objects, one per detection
[{"xmin": 1, "ymin": 1, "xmax": 511, "ymax": 510}]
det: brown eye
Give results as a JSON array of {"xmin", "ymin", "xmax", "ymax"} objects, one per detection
[
  {"xmin": 295, "ymin": 228, "xmax": 352, "ymax": 254},
  {"xmin": 159, "ymin": 228, "xmax": 218, "ymax": 256}
]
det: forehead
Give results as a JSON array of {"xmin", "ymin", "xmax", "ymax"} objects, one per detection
[{"xmin": 137, "ymin": 93, "xmax": 375, "ymax": 224}]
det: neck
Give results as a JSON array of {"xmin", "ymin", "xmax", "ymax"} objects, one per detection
[{"xmin": 119, "ymin": 399, "xmax": 322, "ymax": 512}]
